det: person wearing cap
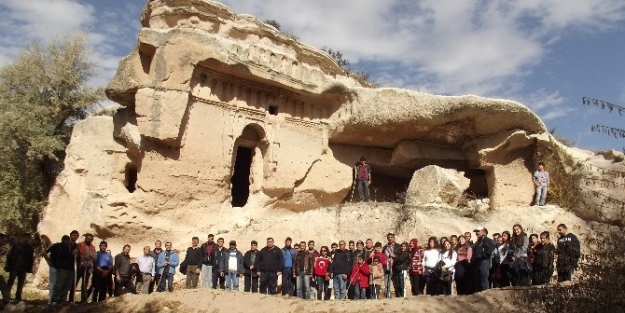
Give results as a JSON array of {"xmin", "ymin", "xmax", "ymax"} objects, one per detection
[
  {"xmin": 92, "ymin": 241, "xmax": 113, "ymax": 302},
  {"xmin": 243, "ymin": 240, "xmax": 259, "ymax": 292},
  {"xmin": 354, "ymin": 156, "xmax": 372, "ymax": 202},
  {"xmin": 219, "ymin": 240, "xmax": 244, "ymax": 292},
  {"xmin": 183, "ymin": 237, "xmax": 203, "ymax": 289},
  {"xmin": 281, "ymin": 237, "xmax": 295, "ymax": 296},
  {"xmin": 76, "ymin": 233, "xmax": 96, "ymax": 303},
  {"xmin": 471, "ymin": 226, "xmax": 495, "ymax": 293},
  {"xmin": 200, "ymin": 234, "xmax": 217, "ymax": 288}
]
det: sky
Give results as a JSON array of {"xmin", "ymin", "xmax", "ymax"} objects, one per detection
[{"xmin": 0, "ymin": 0, "xmax": 624, "ymax": 152}]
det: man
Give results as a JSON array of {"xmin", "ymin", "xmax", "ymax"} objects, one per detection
[
  {"xmin": 135, "ymin": 246, "xmax": 155, "ymax": 294},
  {"xmin": 183, "ymin": 237, "xmax": 202, "ymax": 289},
  {"xmin": 148, "ymin": 240, "xmax": 163, "ymax": 293},
  {"xmin": 255, "ymin": 237, "xmax": 284, "ymax": 295},
  {"xmin": 383, "ymin": 233, "xmax": 400, "ymax": 298},
  {"xmin": 211, "ymin": 238, "xmax": 227, "ymax": 290},
  {"xmin": 556, "ymin": 224, "xmax": 580, "ymax": 282},
  {"xmin": 0, "ymin": 234, "xmax": 9, "ymax": 306},
  {"xmin": 364, "ymin": 239, "xmax": 375, "ymax": 263},
  {"xmin": 243, "ymin": 240, "xmax": 259, "ymax": 292},
  {"xmin": 355, "ymin": 156, "xmax": 372, "ymax": 202},
  {"xmin": 68, "ymin": 230, "xmax": 79, "ymax": 303},
  {"xmin": 76, "ymin": 233, "xmax": 96, "ymax": 303},
  {"xmin": 220, "ymin": 240, "xmax": 243, "ymax": 291},
  {"xmin": 293, "ymin": 241, "xmax": 313, "ymax": 299},
  {"xmin": 92, "ymin": 241, "xmax": 113, "ymax": 302},
  {"xmin": 281, "ymin": 237, "xmax": 295, "ymax": 296},
  {"xmin": 533, "ymin": 161, "xmax": 550, "ymax": 206},
  {"xmin": 200, "ymin": 234, "xmax": 216, "ymax": 288},
  {"xmin": 42, "ymin": 237, "xmax": 60, "ymax": 304},
  {"xmin": 51, "ymin": 235, "xmax": 77, "ymax": 304},
  {"xmin": 157, "ymin": 242, "xmax": 179, "ymax": 292},
  {"xmin": 329, "ymin": 240, "xmax": 351, "ymax": 300},
  {"xmin": 307, "ymin": 240, "xmax": 319, "ymax": 297},
  {"xmin": 5, "ymin": 233, "xmax": 34, "ymax": 304},
  {"xmin": 114, "ymin": 245, "xmax": 137, "ymax": 296},
  {"xmin": 471, "ymin": 226, "xmax": 495, "ymax": 293}
]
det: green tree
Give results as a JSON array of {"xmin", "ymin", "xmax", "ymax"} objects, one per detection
[{"xmin": 0, "ymin": 35, "xmax": 104, "ymax": 235}]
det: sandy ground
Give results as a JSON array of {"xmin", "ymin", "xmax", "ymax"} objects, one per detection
[{"xmin": 10, "ymin": 287, "xmax": 523, "ymax": 313}]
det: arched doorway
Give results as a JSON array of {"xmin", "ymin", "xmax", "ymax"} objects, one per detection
[{"xmin": 231, "ymin": 124, "xmax": 266, "ymax": 207}]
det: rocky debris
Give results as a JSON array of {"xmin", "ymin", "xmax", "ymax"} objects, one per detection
[{"xmin": 405, "ymin": 165, "xmax": 470, "ymax": 206}]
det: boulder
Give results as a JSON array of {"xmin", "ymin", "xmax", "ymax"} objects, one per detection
[{"xmin": 405, "ymin": 165, "xmax": 470, "ymax": 206}]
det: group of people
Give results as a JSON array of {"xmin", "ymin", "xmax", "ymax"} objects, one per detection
[{"xmin": 20, "ymin": 221, "xmax": 579, "ymax": 305}]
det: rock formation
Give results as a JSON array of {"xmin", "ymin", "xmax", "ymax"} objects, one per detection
[
  {"xmin": 35, "ymin": 0, "xmax": 625, "ymax": 288},
  {"xmin": 38, "ymin": 0, "xmax": 556, "ymax": 242}
]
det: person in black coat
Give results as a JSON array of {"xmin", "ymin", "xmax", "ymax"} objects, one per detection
[
  {"xmin": 329, "ymin": 240, "xmax": 352, "ymax": 300},
  {"xmin": 243, "ymin": 240, "xmax": 259, "ymax": 292},
  {"xmin": 5, "ymin": 233, "xmax": 34, "ymax": 303},
  {"xmin": 254, "ymin": 238, "xmax": 283, "ymax": 295},
  {"xmin": 471, "ymin": 226, "xmax": 495, "ymax": 293},
  {"xmin": 392, "ymin": 242, "xmax": 410, "ymax": 298}
]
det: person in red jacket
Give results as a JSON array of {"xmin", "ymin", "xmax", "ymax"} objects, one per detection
[
  {"xmin": 349, "ymin": 255, "xmax": 370, "ymax": 300},
  {"xmin": 313, "ymin": 246, "xmax": 331, "ymax": 300},
  {"xmin": 409, "ymin": 238, "xmax": 425, "ymax": 296}
]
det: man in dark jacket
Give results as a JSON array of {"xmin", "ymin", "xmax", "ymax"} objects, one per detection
[
  {"xmin": 200, "ymin": 234, "xmax": 216, "ymax": 288},
  {"xmin": 254, "ymin": 237, "xmax": 284, "ymax": 295},
  {"xmin": 183, "ymin": 237, "xmax": 203, "ymax": 289},
  {"xmin": 329, "ymin": 240, "xmax": 352, "ymax": 300},
  {"xmin": 114, "ymin": 245, "xmax": 137, "ymax": 296},
  {"xmin": 471, "ymin": 226, "xmax": 495, "ymax": 293},
  {"xmin": 383, "ymin": 233, "xmax": 401, "ymax": 298},
  {"xmin": 51, "ymin": 235, "xmax": 77, "ymax": 304},
  {"xmin": 211, "ymin": 238, "xmax": 227, "ymax": 290},
  {"xmin": 556, "ymin": 224, "xmax": 580, "ymax": 282},
  {"xmin": 293, "ymin": 241, "xmax": 313, "ymax": 299},
  {"xmin": 5, "ymin": 233, "xmax": 34, "ymax": 303},
  {"xmin": 243, "ymin": 240, "xmax": 259, "ymax": 292},
  {"xmin": 148, "ymin": 240, "xmax": 163, "ymax": 293},
  {"xmin": 0, "ymin": 233, "xmax": 9, "ymax": 306}
]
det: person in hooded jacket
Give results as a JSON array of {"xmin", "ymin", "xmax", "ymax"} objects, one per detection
[
  {"xmin": 5, "ymin": 233, "xmax": 34, "ymax": 303},
  {"xmin": 409, "ymin": 238, "xmax": 425, "ymax": 296},
  {"xmin": 349, "ymin": 255, "xmax": 370, "ymax": 300},
  {"xmin": 555, "ymin": 224, "xmax": 580, "ymax": 282},
  {"xmin": 392, "ymin": 242, "xmax": 410, "ymax": 298}
]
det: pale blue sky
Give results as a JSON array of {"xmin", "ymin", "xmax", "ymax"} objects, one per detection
[{"xmin": 1, "ymin": 0, "xmax": 623, "ymax": 152}]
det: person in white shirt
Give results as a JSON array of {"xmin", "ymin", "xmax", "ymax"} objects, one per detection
[
  {"xmin": 438, "ymin": 240, "xmax": 457, "ymax": 295},
  {"xmin": 422, "ymin": 237, "xmax": 440, "ymax": 295},
  {"xmin": 135, "ymin": 246, "xmax": 155, "ymax": 294}
]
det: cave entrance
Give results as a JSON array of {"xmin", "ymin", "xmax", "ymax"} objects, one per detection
[
  {"xmin": 230, "ymin": 124, "xmax": 266, "ymax": 207},
  {"xmin": 464, "ymin": 169, "xmax": 489, "ymax": 198},
  {"xmin": 231, "ymin": 146, "xmax": 253, "ymax": 207},
  {"xmin": 125, "ymin": 164, "xmax": 138, "ymax": 193}
]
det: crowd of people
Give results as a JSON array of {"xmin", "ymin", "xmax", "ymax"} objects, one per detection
[{"xmin": 0, "ymin": 222, "xmax": 578, "ymax": 306}]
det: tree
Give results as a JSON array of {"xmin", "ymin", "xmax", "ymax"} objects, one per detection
[{"xmin": 0, "ymin": 35, "xmax": 105, "ymax": 235}]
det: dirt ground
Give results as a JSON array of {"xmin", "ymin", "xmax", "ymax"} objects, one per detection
[{"xmin": 9, "ymin": 287, "xmax": 523, "ymax": 313}]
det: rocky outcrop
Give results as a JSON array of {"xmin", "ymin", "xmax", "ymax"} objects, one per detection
[
  {"xmin": 38, "ymin": 0, "xmax": 565, "ymax": 271},
  {"xmin": 405, "ymin": 166, "xmax": 470, "ymax": 206}
]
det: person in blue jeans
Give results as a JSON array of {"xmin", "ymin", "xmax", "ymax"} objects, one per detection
[
  {"xmin": 329, "ymin": 240, "xmax": 351, "ymax": 300},
  {"xmin": 157, "ymin": 242, "xmax": 179, "ymax": 292},
  {"xmin": 292, "ymin": 241, "xmax": 313, "ymax": 299},
  {"xmin": 220, "ymin": 240, "xmax": 244, "ymax": 291},
  {"xmin": 533, "ymin": 162, "xmax": 550, "ymax": 206}
]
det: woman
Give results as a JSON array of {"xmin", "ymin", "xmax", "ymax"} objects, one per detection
[
  {"xmin": 510, "ymin": 224, "xmax": 530, "ymax": 286},
  {"xmin": 438, "ymin": 240, "xmax": 457, "ymax": 295},
  {"xmin": 455, "ymin": 235, "xmax": 472, "ymax": 295},
  {"xmin": 490, "ymin": 235, "xmax": 503, "ymax": 288},
  {"xmin": 422, "ymin": 237, "xmax": 440, "ymax": 296},
  {"xmin": 314, "ymin": 246, "xmax": 332, "ymax": 300},
  {"xmin": 497, "ymin": 231, "xmax": 512, "ymax": 287},
  {"xmin": 527, "ymin": 233, "xmax": 539, "ymax": 283},
  {"xmin": 409, "ymin": 238, "xmax": 425, "ymax": 296},
  {"xmin": 392, "ymin": 242, "xmax": 410, "ymax": 297},
  {"xmin": 533, "ymin": 231, "xmax": 555, "ymax": 285},
  {"xmin": 439, "ymin": 237, "xmax": 449, "ymax": 249}
]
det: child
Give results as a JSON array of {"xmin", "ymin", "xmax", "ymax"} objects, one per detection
[
  {"xmin": 369, "ymin": 256, "xmax": 384, "ymax": 299},
  {"xmin": 349, "ymin": 255, "xmax": 370, "ymax": 300}
]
